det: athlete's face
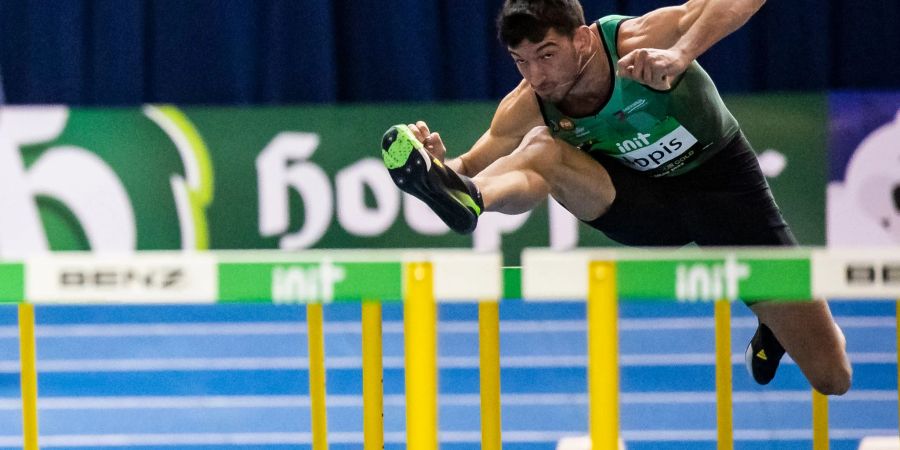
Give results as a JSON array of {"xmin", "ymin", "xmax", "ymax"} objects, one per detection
[{"xmin": 509, "ymin": 28, "xmax": 585, "ymax": 103}]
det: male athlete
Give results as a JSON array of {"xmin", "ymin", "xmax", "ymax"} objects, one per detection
[{"xmin": 381, "ymin": 0, "xmax": 851, "ymax": 393}]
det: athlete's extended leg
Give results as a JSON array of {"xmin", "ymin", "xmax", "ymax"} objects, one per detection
[
  {"xmin": 383, "ymin": 124, "xmax": 615, "ymax": 232},
  {"xmin": 750, "ymin": 301, "xmax": 851, "ymax": 395},
  {"xmin": 674, "ymin": 133, "xmax": 852, "ymax": 393},
  {"xmin": 474, "ymin": 126, "xmax": 615, "ymax": 220}
]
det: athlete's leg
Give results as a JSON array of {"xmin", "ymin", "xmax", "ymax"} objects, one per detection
[
  {"xmin": 383, "ymin": 124, "xmax": 615, "ymax": 232},
  {"xmin": 679, "ymin": 133, "xmax": 852, "ymax": 393},
  {"xmin": 473, "ymin": 126, "xmax": 615, "ymax": 220},
  {"xmin": 750, "ymin": 301, "xmax": 851, "ymax": 395},
  {"xmin": 475, "ymin": 126, "xmax": 696, "ymax": 246}
]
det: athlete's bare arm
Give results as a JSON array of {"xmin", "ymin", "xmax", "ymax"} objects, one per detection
[
  {"xmin": 406, "ymin": 80, "xmax": 544, "ymax": 177},
  {"xmin": 617, "ymin": 0, "xmax": 766, "ymax": 89}
]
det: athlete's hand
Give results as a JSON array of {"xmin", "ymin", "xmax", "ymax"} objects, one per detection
[
  {"xmin": 407, "ymin": 121, "xmax": 447, "ymax": 162},
  {"xmin": 617, "ymin": 48, "xmax": 689, "ymax": 91}
]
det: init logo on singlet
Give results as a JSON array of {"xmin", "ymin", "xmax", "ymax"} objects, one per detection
[{"xmin": 614, "ymin": 120, "xmax": 698, "ymax": 172}]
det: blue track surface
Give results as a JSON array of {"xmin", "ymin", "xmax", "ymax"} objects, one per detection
[{"xmin": 0, "ymin": 300, "xmax": 896, "ymax": 449}]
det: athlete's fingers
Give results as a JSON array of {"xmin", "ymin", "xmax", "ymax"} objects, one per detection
[
  {"xmin": 640, "ymin": 50, "xmax": 654, "ymax": 83},
  {"xmin": 654, "ymin": 58, "xmax": 674, "ymax": 90},
  {"xmin": 428, "ymin": 132, "xmax": 446, "ymax": 151},
  {"xmin": 617, "ymin": 50, "xmax": 634, "ymax": 69},
  {"xmin": 656, "ymin": 74, "xmax": 671, "ymax": 90},
  {"xmin": 425, "ymin": 132, "xmax": 447, "ymax": 160},
  {"xmin": 424, "ymin": 131, "xmax": 440, "ymax": 147},
  {"xmin": 661, "ymin": 73, "xmax": 672, "ymax": 90},
  {"xmin": 416, "ymin": 121, "xmax": 431, "ymax": 138},
  {"xmin": 641, "ymin": 59, "xmax": 655, "ymax": 85},
  {"xmin": 631, "ymin": 51, "xmax": 646, "ymax": 83},
  {"xmin": 650, "ymin": 61, "xmax": 668, "ymax": 88},
  {"xmin": 622, "ymin": 65, "xmax": 638, "ymax": 83},
  {"xmin": 617, "ymin": 50, "xmax": 635, "ymax": 77},
  {"xmin": 407, "ymin": 123, "xmax": 425, "ymax": 143}
]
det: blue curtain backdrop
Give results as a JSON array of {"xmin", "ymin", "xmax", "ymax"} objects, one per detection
[{"xmin": 0, "ymin": 0, "xmax": 897, "ymax": 105}]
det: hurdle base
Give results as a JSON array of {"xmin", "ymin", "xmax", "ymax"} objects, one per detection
[{"xmin": 859, "ymin": 436, "xmax": 900, "ymax": 450}]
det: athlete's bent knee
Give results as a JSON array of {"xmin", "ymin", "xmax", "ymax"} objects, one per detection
[
  {"xmin": 514, "ymin": 126, "xmax": 562, "ymax": 165},
  {"xmin": 811, "ymin": 365, "xmax": 852, "ymax": 396},
  {"xmin": 522, "ymin": 125, "xmax": 553, "ymax": 144},
  {"xmin": 520, "ymin": 126, "xmax": 558, "ymax": 152}
]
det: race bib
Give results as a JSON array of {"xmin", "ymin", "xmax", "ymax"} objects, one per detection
[{"xmin": 612, "ymin": 118, "xmax": 698, "ymax": 172}]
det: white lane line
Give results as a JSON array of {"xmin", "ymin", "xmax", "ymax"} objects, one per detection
[
  {"xmin": 621, "ymin": 389, "xmax": 898, "ymax": 403},
  {"xmin": 0, "ymin": 350, "xmax": 893, "ymax": 372},
  {"xmin": 0, "ymin": 323, "xmax": 308, "ymax": 338},
  {"xmin": 0, "ymin": 428, "xmax": 893, "ymax": 446},
  {"xmin": 0, "ymin": 357, "xmax": 311, "ymax": 372},
  {"xmin": 0, "ymin": 315, "xmax": 890, "ymax": 338},
  {"xmin": 622, "ymin": 428, "xmax": 900, "ymax": 441},
  {"xmin": 0, "ymin": 390, "xmax": 893, "ymax": 411}
]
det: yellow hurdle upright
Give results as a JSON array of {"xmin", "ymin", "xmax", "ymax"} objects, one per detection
[
  {"xmin": 18, "ymin": 303, "xmax": 39, "ymax": 450},
  {"xmin": 587, "ymin": 261, "xmax": 619, "ymax": 450},
  {"xmin": 404, "ymin": 262, "xmax": 438, "ymax": 450},
  {"xmin": 714, "ymin": 300, "xmax": 733, "ymax": 450},
  {"xmin": 812, "ymin": 389, "xmax": 829, "ymax": 450},
  {"xmin": 307, "ymin": 303, "xmax": 328, "ymax": 450},
  {"xmin": 479, "ymin": 301, "xmax": 502, "ymax": 450},
  {"xmin": 362, "ymin": 301, "xmax": 384, "ymax": 450}
]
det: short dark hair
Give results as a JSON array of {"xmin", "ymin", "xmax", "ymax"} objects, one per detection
[{"xmin": 497, "ymin": 0, "xmax": 586, "ymax": 47}]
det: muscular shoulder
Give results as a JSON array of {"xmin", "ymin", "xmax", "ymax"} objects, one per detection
[
  {"xmin": 616, "ymin": 3, "xmax": 692, "ymax": 55},
  {"xmin": 489, "ymin": 80, "xmax": 545, "ymax": 140}
]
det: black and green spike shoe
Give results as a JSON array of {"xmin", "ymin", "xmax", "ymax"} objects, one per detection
[
  {"xmin": 381, "ymin": 124, "xmax": 483, "ymax": 234},
  {"xmin": 745, "ymin": 322, "xmax": 786, "ymax": 385}
]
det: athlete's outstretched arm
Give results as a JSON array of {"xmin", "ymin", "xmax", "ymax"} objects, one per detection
[
  {"xmin": 406, "ymin": 80, "xmax": 544, "ymax": 177},
  {"xmin": 617, "ymin": 0, "xmax": 766, "ymax": 89},
  {"xmin": 666, "ymin": 0, "xmax": 766, "ymax": 63}
]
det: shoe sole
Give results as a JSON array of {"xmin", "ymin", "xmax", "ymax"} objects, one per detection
[{"xmin": 382, "ymin": 126, "xmax": 478, "ymax": 234}]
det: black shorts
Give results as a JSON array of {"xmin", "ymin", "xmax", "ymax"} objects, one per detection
[{"xmin": 585, "ymin": 132, "xmax": 797, "ymax": 247}]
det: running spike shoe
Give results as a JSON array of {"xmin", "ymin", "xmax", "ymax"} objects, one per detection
[
  {"xmin": 381, "ymin": 125, "xmax": 483, "ymax": 234},
  {"xmin": 745, "ymin": 322, "xmax": 786, "ymax": 385}
]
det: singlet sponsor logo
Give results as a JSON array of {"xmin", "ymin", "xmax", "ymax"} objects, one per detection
[
  {"xmin": 614, "ymin": 125, "xmax": 698, "ymax": 171},
  {"xmin": 559, "ymin": 118, "xmax": 575, "ymax": 131},
  {"xmin": 623, "ymin": 98, "xmax": 648, "ymax": 114}
]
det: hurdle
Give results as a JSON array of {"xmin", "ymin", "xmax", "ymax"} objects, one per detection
[
  {"xmin": 522, "ymin": 247, "xmax": 900, "ymax": 450},
  {"xmin": 4, "ymin": 247, "xmax": 898, "ymax": 448},
  {"xmin": 3, "ymin": 250, "xmax": 502, "ymax": 450}
]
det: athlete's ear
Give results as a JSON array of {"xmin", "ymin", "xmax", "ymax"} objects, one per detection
[{"xmin": 573, "ymin": 25, "xmax": 592, "ymax": 53}]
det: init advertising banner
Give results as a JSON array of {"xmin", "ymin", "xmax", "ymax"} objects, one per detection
[{"xmin": 0, "ymin": 96, "xmax": 826, "ymax": 263}]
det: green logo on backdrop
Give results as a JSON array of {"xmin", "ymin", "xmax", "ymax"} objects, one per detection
[{"xmin": 0, "ymin": 105, "xmax": 212, "ymax": 253}]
